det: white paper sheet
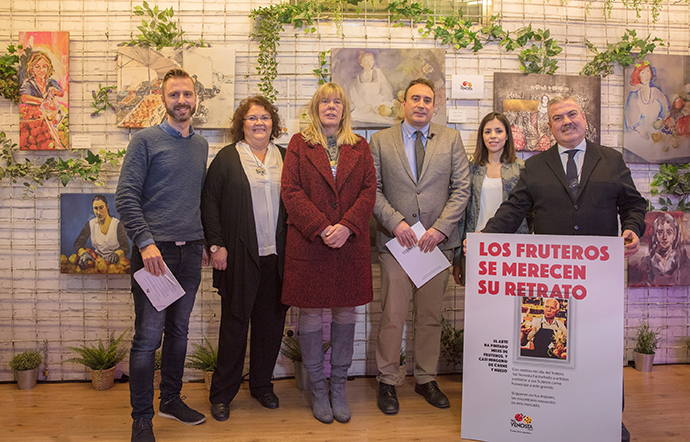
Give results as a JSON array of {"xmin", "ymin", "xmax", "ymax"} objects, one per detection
[
  {"xmin": 133, "ymin": 263, "xmax": 185, "ymax": 312},
  {"xmin": 385, "ymin": 222, "xmax": 450, "ymax": 288}
]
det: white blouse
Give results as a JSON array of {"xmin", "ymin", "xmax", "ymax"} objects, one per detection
[
  {"xmin": 237, "ymin": 141, "xmax": 283, "ymax": 256},
  {"xmin": 475, "ymin": 176, "xmax": 503, "ymax": 232}
]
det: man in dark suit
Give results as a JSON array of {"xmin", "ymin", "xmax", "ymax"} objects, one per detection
[
  {"xmin": 483, "ymin": 95, "xmax": 646, "ymax": 442},
  {"xmin": 370, "ymin": 78, "xmax": 470, "ymax": 415}
]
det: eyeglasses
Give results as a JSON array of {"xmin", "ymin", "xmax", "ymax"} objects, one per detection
[{"xmin": 244, "ymin": 115, "xmax": 272, "ymax": 123}]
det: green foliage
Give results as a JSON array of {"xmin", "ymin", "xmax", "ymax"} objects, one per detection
[
  {"xmin": 0, "ymin": 44, "xmax": 27, "ymax": 103},
  {"xmin": 600, "ymin": 0, "xmax": 664, "ymax": 23},
  {"xmin": 280, "ymin": 336, "xmax": 331, "ymax": 363},
  {"xmin": 313, "ymin": 50, "xmax": 330, "ymax": 85},
  {"xmin": 513, "ymin": 26, "xmax": 563, "ymax": 75},
  {"xmin": 421, "ymin": 10, "xmax": 482, "ymax": 52},
  {"xmin": 10, "ymin": 351, "xmax": 42, "ymax": 372},
  {"xmin": 386, "ymin": 0, "xmax": 432, "ymax": 27},
  {"xmin": 649, "ymin": 163, "xmax": 690, "ymax": 212},
  {"xmin": 119, "ymin": 2, "xmax": 209, "ymax": 50},
  {"xmin": 185, "ymin": 338, "xmax": 218, "ymax": 372},
  {"xmin": 399, "ymin": 348, "xmax": 408, "ymax": 366},
  {"xmin": 0, "ymin": 132, "xmax": 126, "ymax": 197},
  {"xmin": 90, "ymin": 84, "xmax": 117, "ymax": 117},
  {"xmin": 65, "ymin": 331, "xmax": 128, "ymax": 371},
  {"xmin": 634, "ymin": 320, "xmax": 661, "ymax": 355},
  {"xmin": 440, "ymin": 317, "xmax": 464, "ymax": 367},
  {"xmin": 580, "ymin": 29, "xmax": 663, "ymax": 77},
  {"xmin": 250, "ymin": 5, "xmax": 286, "ymax": 102}
]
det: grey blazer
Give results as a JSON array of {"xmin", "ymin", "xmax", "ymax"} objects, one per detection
[{"xmin": 370, "ymin": 122, "xmax": 470, "ymax": 252}]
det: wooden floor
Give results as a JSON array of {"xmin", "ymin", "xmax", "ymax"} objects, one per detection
[{"xmin": 1, "ymin": 365, "xmax": 689, "ymax": 441}]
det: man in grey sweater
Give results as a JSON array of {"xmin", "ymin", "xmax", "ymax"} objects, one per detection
[{"xmin": 116, "ymin": 68, "xmax": 209, "ymax": 442}]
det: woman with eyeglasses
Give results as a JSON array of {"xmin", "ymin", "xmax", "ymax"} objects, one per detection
[
  {"xmin": 201, "ymin": 96, "xmax": 289, "ymax": 422},
  {"xmin": 281, "ymin": 83, "xmax": 376, "ymax": 424}
]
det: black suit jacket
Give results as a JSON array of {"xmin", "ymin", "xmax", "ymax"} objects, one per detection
[
  {"xmin": 201, "ymin": 143, "xmax": 287, "ymax": 320},
  {"xmin": 483, "ymin": 141, "xmax": 646, "ymax": 237}
]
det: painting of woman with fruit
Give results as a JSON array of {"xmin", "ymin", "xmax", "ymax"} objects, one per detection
[
  {"xmin": 622, "ymin": 54, "xmax": 690, "ymax": 163},
  {"xmin": 60, "ymin": 194, "xmax": 131, "ymax": 275},
  {"xmin": 18, "ymin": 31, "xmax": 69, "ymax": 150}
]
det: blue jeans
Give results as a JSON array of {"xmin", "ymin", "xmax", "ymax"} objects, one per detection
[{"xmin": 129, "ymin": 242, "xmax": 203, "ymax": 420}]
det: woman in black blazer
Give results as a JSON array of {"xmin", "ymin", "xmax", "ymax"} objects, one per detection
[{"xmin": 201, "ymin": 96, "xmax": 288, "ymax": 422}]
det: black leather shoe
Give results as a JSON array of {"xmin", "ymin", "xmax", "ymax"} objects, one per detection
[
  {"xmin": 210, "ymin": 403, "xmax": 229, "ymax": 422},
  {"xmin": 414, "ymin": 381, "xmax": 450, "ymax": 409},
  {"xmin": 252, "ymin": 391, "xmax": 279, "ymax": 409},
  {"xmin": 377, "ymin": 382, "xmax": 399, "ymax": 415}
]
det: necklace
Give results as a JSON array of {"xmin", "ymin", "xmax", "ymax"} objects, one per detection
[{"xmin": 243, "ymin": 142, "xmax": 268, "ymax": 176}]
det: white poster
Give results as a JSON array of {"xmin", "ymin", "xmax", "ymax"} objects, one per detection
[{"xmin": 462, "ymin": 233, "xmax": 624, "ymax": 442}]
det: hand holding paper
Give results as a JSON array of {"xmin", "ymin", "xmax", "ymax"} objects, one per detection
[
  {"xmin": 386, "ymin": 222, "xmax": 450, "ymax": 288},
  {"xmin": 134, "ymin": 262, "xmax": 185, "ymax": 312}
]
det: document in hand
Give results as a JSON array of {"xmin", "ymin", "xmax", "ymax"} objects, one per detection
[
  {"xmin": 385, "ymin": 222, "xmax": 450, "ymax": 288},
  {"xmin": 133, "ymin": 263, "xmax": 185, "ymax": 311}
]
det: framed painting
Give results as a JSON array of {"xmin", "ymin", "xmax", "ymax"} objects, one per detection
[
  {"xmin": 60, "ymin": 194, "xmax": 132, "ymax": 275},
  {"xmin": 628, "ymin": 211, "xmax": 690, "ymax": 287},
  {"xmin": 18, "ymin": 31, "xmax": 69, "ymax": 150},
  {"xmin": 623, "ymin": 54, "xmax": 690, "ymax": 163},
  {"xmin": 493, "ymin": 73, "xmax": 601, "ymax": 152},
  {"xmin": 116, "ymin": 46, "xmax": 235, "ymax": 129},
  {"xmin": 331, "ymin": 48, "xmax": 446, "ymax": 129}
]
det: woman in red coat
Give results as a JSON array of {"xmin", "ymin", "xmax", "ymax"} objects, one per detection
[{"xmin": 281, "ymin": 82, "xmax": 376, "ymax": 424}]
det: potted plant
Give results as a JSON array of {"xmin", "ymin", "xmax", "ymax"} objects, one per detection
[
  {"xmin": 9, "ymin": 351, "xmax": 42, "ymax": 390},
  {"xmin": 440, "ymin": 317, "xmax": 464, "ymax": 371},
  {"xmin": 633, "ymin": 320, "xmax": 661, "ymax": 372},
  {"xmin": 65, "ymin": 330, "xmax": 128, "ymax": 390},
  {"xmin": 153, "ymin": 350, "xmax": 162, "ymax": 390},
  {"xmin": 280, "ymin": 334, "xmax": 330, "ymax": 391},
  {"xmin": 184, "ymin": 338, "xmax": 218, "ymax": 391}
]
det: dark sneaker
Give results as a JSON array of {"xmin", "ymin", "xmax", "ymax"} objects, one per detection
[
  {"xmin": 131, "ymin": 418, "xmax": 155, "ymax": 442},
  {"xmin": 158, "ymin": 396, "xmax": 206, "ymax": 425}
]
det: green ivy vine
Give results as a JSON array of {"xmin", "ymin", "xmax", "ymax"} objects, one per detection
[
  {"xmin": 0, "ymin": 132, "xmax": 126, "ymax": 196},
  {"xmin": 579, "ymin": 29, "xmax": 663, "ymax": 77},
  {"xmin": 513, "ymin": 26, "xmax": 563, "ymax": 75},
  {"xmin": 120, "ymin": 1, "xmax": 210, "ymax": 50},
  {"xmin": 313, "ymin": 50, "xmax": 331, "ymax": 85},
  {"xmin": 649, "ymin": 163, "xmax": 690, "ymax": 212},
  {"xmin": 249, "ymin": 5, "xmax": 285, "ymax": 103},
  {"xmin": 0, "ymin": 44, "xmax": 27, "ymax": 104}
]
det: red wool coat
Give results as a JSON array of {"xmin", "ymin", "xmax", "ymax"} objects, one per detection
[{"xmin": 281, "ymin": 133, "xmax": 376, "ymax": 308}]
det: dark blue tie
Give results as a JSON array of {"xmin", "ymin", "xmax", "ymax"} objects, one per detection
[{"xmin": 566, "ymin": 149, "xmax": 578, "ymax": 198}]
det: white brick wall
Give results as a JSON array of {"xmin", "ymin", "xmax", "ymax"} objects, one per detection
[{"xmin": 1, "ymin": 0, "xmax": 689, "ymax": 382}]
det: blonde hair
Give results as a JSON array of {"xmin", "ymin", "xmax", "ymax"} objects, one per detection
[{"xmin": 302, "ymin": 83, "xmax": 359, "ymax": 148}]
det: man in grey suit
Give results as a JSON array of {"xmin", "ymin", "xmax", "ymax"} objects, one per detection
[
  {"xmin": 370, "ymin": 78, "xmax": 470, "ymax": 415},
  {"xmin": 482, "ymin": 95, "xmax": 645, "ymax": 442}
]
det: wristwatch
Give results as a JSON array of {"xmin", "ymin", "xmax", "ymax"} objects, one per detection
[{"xmin": 210, "ymin": 245, "xmax": 220, "ymax": 253}]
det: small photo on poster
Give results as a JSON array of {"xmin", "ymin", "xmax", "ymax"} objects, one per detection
[{"xmin": 517, "ymin": 297, "xmax": 570, "ymax": 364}]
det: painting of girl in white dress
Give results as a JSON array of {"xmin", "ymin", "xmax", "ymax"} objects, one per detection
[{"xmin": 332, "ymin": 48, "xmax": 446, "ymax": 128}]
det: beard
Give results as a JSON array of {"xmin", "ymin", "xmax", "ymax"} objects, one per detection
[{"xmin": 166, "ymin": 102, "xmax": 196, "ymax": 123}]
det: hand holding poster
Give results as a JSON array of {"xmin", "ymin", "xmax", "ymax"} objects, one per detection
[{"xmin": 461, "ymin": 233, "xmax": 624, "ymax": 442}]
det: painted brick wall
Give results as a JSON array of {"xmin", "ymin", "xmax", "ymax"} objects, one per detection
[{"xmin": 0, "ymin": 0, "xmax": 689, "ymax": 382}]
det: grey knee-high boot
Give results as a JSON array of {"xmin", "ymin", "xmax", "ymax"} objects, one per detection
[
  {"xmin": 329, "ymin": 322, "xmax": 355, "ymax": 423},
  {"xmin": 299, "ymin": 329, "xmax": 333, "ymax": 424}
]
